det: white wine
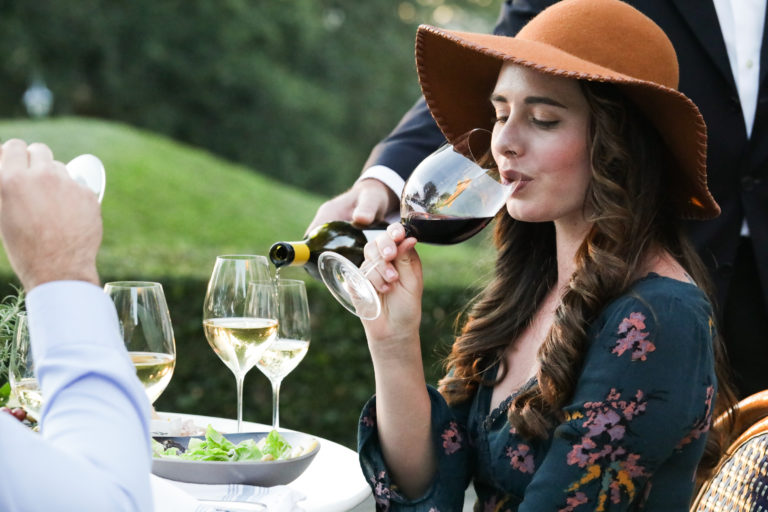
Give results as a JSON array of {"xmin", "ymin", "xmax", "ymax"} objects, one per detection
[
  {"xmin": 269, "ymin": 221, "xmax": 383, "ymax": 280},
  {"xmin": 130, "ymin": 351, "xmax": 176, "ymax": 404},
  {"xmin": 203, "ymin": 317, "xmax": 278, "ymax": 375},
  {"xmin": 14, "ymin": 378, "xmax": 43, "ymax": 419},
  {"xmin": 256, "ymin": 338, "xmax": 309, "ymax": 381}
]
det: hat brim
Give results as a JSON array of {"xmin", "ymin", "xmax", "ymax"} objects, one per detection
[{"xmin": 415, "ymin": 25, "xmax": 720, "ymax": 220}]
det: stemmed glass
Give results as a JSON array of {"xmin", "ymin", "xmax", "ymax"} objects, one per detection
[
  {"xmin": 251, "ymin": 279, "xmax": 310, "ymax": 430},
  {"xmin": 9, "ymin": 312, "xmax": 43, "ymax": 420},
  {"xmin": 66, "ymin": 154, "xmax": 106, "ymax": 203},
  {"xmin": 318, "ymin": 129, "xmax": 510, "ymax": 319},
  {"xmin": 104, "ymin": 282, "xmax": 177, "ymax": 404},
  {"xmin": 202, "ymin": 255, "xmax": 275, "ymax": 432}
]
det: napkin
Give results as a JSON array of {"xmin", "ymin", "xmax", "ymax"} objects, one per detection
[{"xmin": 151, "ymin": 474, "xmax": 306, "ymax": 512}]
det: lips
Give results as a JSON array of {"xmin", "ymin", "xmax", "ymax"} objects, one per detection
[{"xmin": 500, "ymin": 169, "xmax": 533, "ymax": 194}]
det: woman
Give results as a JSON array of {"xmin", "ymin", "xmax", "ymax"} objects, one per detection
[{"xmin": 356, "ymin": 0, "xmax": 736, "ymax": 510}]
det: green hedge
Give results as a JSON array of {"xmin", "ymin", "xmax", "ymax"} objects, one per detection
[
  {"xmin": 0, "ymin": 276, "xmax": 475, "ymax": 449},
  {"xmin": 152, "ymin": 278, "xmax": 476, "ymax": 450}
]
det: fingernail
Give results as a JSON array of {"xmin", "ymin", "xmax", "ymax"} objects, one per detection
[
  {"xmin": 382, "ymin": 246, "xmax": 395, "ymax": 257},
  {"xmin": 385, "ymin": 268, "xmax": 397, "ymax": 280}
]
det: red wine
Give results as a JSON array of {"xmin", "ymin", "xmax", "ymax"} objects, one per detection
[{"xmin": 402, "ymin": 213, "xmax": 493, "ymax": 244}]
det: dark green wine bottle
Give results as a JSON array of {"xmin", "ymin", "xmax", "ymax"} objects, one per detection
[{"xmin": 269, "ymin": 221, "xmax": 383, "ymax": 280}]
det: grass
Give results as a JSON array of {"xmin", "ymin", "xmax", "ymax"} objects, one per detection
[{"xmin": 0, "ymin": 117, "xmax": 496, "ymax": 286}]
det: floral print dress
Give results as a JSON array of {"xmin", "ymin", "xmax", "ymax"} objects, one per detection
[{"xmin": 358, "ymin": 274, "xmax": 717, "ymax": 511}]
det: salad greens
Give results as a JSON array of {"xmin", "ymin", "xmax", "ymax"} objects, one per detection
[{"xmin": 152, "ymin": 424, "xmax": 296, "ymax": 462}]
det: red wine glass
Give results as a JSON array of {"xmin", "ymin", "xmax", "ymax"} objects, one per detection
[{"xmin": 317, "ymin": 129, "xmax": 511, "ymax": 319}]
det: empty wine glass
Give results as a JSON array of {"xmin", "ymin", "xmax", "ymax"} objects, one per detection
[
  {"xmin": 9, "ymin": 312, "xmax": 43, "ymax": 420},
  {"xmin": 251, "ymin": 279, "xmax": 310, "ymax": 430},
  {"xmin": 202, "ymin": 255, "xmax": 274, "ymax": 432},
  {"xmin": 104, "ymin": 282, "xmax": 177, "ymax": 404},
  {"xmin": 318, "ymin": 129, "xmax": 510, "ymax": 319},
  {"xmin": 66, "ymin": 154, "xmax": 105, "ymax": 203}
]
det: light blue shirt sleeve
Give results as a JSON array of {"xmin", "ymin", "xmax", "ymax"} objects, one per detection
[{"xmin": 0, "ymin": 281, "xmax": 153, "ymax": 512}]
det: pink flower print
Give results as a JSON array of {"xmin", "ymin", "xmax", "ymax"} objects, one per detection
[
  {"xmin": 441, "ymin": 421, "xmax": 463, "ymax": 455},
  {"xmin": 559, "ymin": 492, "xmax": 588, "ymax": 512},
  {"xmin": 567, "ymin": 437, "xmax": 596, "ymax": 467},
  {"xmin": 361, "ymin": 405, "xmax": 377, "ymax": 428},
  {"xmin": 506, "ymin": 443, "xmax": 535, "ymax": 473},
  {"xmin": 677, "ymin": 385, "xmax": 715, "ymax": 450},
  {"xmin": 618, "ymin": 312, "xmax": 646, "ymax": 333},
  {"xmin": 369, "ymin": 471, "xmax": 391, "ymax": 511},
  {"xmin": 587, "ymin": 408, "xmax": 625, "ymax": 440},
  {"xmin": 613, "ymin": 312, "xmax": 656, "ymax": 361}
]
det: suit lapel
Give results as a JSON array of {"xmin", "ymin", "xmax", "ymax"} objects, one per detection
[{"xmin": 670, "ymin": 0, "xmax": 735, "ymax": 87}]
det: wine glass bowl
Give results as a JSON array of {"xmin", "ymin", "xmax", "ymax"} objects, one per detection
[
  {"xmin": 9, "ymin": 312, "xmax": 43, "ymax": 420},
  {"xmin": 104, "ymin": 281, "xmax": 176, "ymax": 405},
  {"xmin": 252, "ymin": 279, "xmax": 311, "ymax": 430},
  {"xmin": 202, "ymin": 255, "xmax": 273, "ymax": 432},
  {"xmin": 318, "ymin": 128, "xmax": 510, "ymax": 319},
  {"xmin": 66, "ymin": 154, "xmax": 106, "ymax": 203}
]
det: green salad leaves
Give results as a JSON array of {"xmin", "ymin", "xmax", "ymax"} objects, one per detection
[{"xmin": 152, "ymin": 425, "xmax": 297, "ymax": 462}]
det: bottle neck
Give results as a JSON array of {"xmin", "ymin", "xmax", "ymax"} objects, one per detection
[{"xmin": 269, "ymin": 241, "xmax": 311, "ymax": 267}]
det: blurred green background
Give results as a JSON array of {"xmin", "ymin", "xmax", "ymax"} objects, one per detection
[{"xmin": 0, "ymin": 0, "xmax": 502, "ymax": 448}]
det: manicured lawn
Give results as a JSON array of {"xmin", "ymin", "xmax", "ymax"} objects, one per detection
[{"xmin": 0, "ymin": 117, "xmax": 495, "ymax": 285}]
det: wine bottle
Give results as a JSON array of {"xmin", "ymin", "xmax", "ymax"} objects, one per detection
[{"xmin": 269, "ymin": 221, "xmax": 383, "ymax": 280}]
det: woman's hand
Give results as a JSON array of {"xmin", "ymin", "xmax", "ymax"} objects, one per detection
[
  {"xmin": 360, "ymin": 223, "xmax": 423, "ymax": 349},
  {"xmin": 360, "ymin": 223, "xmax": 435, "ymax": 497}
]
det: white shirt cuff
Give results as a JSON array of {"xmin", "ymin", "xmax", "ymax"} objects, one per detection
[{"xmin": 358, "ymin": 165, "xmax": 406, "ymax": 198}]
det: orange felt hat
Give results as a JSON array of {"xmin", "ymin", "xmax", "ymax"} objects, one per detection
[{"xmin": 415, "ymin": 0, "xmax": 720, "ymax": 220}]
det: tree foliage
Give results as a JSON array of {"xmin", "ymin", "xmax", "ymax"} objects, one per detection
[{"xmin": 0, "ymin": 0, "xmax": 500, "ymax": 195}]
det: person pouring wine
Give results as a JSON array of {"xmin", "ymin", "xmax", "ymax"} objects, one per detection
[{"xmin": 355, "ymin": 0, "xmax": 736, "ymax": 510}]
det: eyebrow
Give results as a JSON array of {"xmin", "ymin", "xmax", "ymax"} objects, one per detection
[{"xmin": 490, "ymin": 93, "xmax": 568, "ymax": 109}]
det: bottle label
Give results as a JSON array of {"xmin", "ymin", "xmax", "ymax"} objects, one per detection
[{"xmin": 291, "ymin": 243, "xmax": 311, "ymax": 265}]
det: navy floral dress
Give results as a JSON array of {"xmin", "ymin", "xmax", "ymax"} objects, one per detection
[{"xmin": 358, "ymin": 274, "xmax": 717, "ymax": 511}]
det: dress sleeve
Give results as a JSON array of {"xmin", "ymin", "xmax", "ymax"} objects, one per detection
[
  {"xmin": 358, "ymin": 385, "xmax": 473, "ymax": 511},
  {"xmin": 518, "ymin": 289, "xmax": 717, "ymax": 511}
]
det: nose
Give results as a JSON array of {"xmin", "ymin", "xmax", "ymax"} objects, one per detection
[{"xmin": 491, "ymin": 121, "xmax": 523, "ymax": 162}]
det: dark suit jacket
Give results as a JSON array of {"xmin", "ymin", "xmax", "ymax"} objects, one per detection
[{"xmin": 365, "ymin": 0, "xmax": 768, "ymax": 314}]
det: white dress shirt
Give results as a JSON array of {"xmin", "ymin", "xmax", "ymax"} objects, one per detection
[
  {"xmin": 713, "ymin": 0, "xmax": 766, "ymax": 236},
  {"xmin": 0, "ymin": 281, "xmax": 153, "ymax": 512}
]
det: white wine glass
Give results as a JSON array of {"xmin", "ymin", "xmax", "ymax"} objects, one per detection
[
  {"xmin": 9, "ymin": 312, "xmax": 43, "ymax": 420},
  {"xmin": 318, "ymin": 128, "xmax": 511, "ymax": 319},
  {"xmin": 251, "ymin": 279, "xmax": 310, "ymax": 430},
  {"xmin": 104, "ymin": 282, "xmax": 176, "ymax": 404},
  {"xmin": 66, "ymin": 154, "xmax": 106, "ymax": 203},
  {"xmin": 202, "ymin": 255, "xmax": 274, "ymax": 433}
]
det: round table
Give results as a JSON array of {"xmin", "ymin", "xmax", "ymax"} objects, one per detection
[{"xmin": 156, "ymin": 412, "xmax": 371, "ymax": 512}]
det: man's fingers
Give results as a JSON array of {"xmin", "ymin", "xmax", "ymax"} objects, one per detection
[
  {"xmin": 28, "ymin": 143, "xmax": 54, "ymax": 170},
  {"xmin": 352, "ymin": 186, "xmax": 386, "ymax": 225},
  {"xmin": 0, "ymin": 139, "xmax": 29, "ymax": 174}
]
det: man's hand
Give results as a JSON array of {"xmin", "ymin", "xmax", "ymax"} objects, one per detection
[
  {"xmin": 306, "ymin": 178, "xmax": 398, "ymax": 234},
  {"xmin": 0, "ymin": 139, "xmax": 102, "ymax": 291}
]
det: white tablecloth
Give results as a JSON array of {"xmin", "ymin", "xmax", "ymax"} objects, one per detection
[{"xmin": 155, "ymin": 412, "xmax": 371, "ymax": 512}]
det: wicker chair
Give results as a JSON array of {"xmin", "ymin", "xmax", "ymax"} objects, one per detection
[{"xmin": 691, "ymin": 390, "xmax": 768, "ymax": 511}]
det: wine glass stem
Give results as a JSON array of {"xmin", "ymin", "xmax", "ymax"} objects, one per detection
[
  {"xmin": 236, "ymin": 374, "xmax": 245, "ymax": 433},
  {"xmin": 271, "ymin": 378, "xmax": 282, "ymax": 430}
]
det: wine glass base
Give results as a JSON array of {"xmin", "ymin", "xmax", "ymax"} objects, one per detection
[{"xmin": 318, "ymin": 251, "xmax": 381, "ymax": 320}]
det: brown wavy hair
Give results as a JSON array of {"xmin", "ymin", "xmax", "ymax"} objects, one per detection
[{"xmin": 438, "ymin": 81, "xmax": 736, "ymax": 478}]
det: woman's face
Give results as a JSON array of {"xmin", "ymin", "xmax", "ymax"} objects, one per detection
[{"xmin": 491, "ymin": 63, "xmax": 592, "ymax": 226}]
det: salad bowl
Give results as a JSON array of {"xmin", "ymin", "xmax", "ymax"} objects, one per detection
[{"xmin": 151, "ymin": 429, "xmax": 320, "ymax": 486}]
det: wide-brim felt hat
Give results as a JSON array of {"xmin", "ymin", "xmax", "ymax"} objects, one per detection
[{"xmin": 415, "ymin": 0, "xmax": 720, "ymax": 220}]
